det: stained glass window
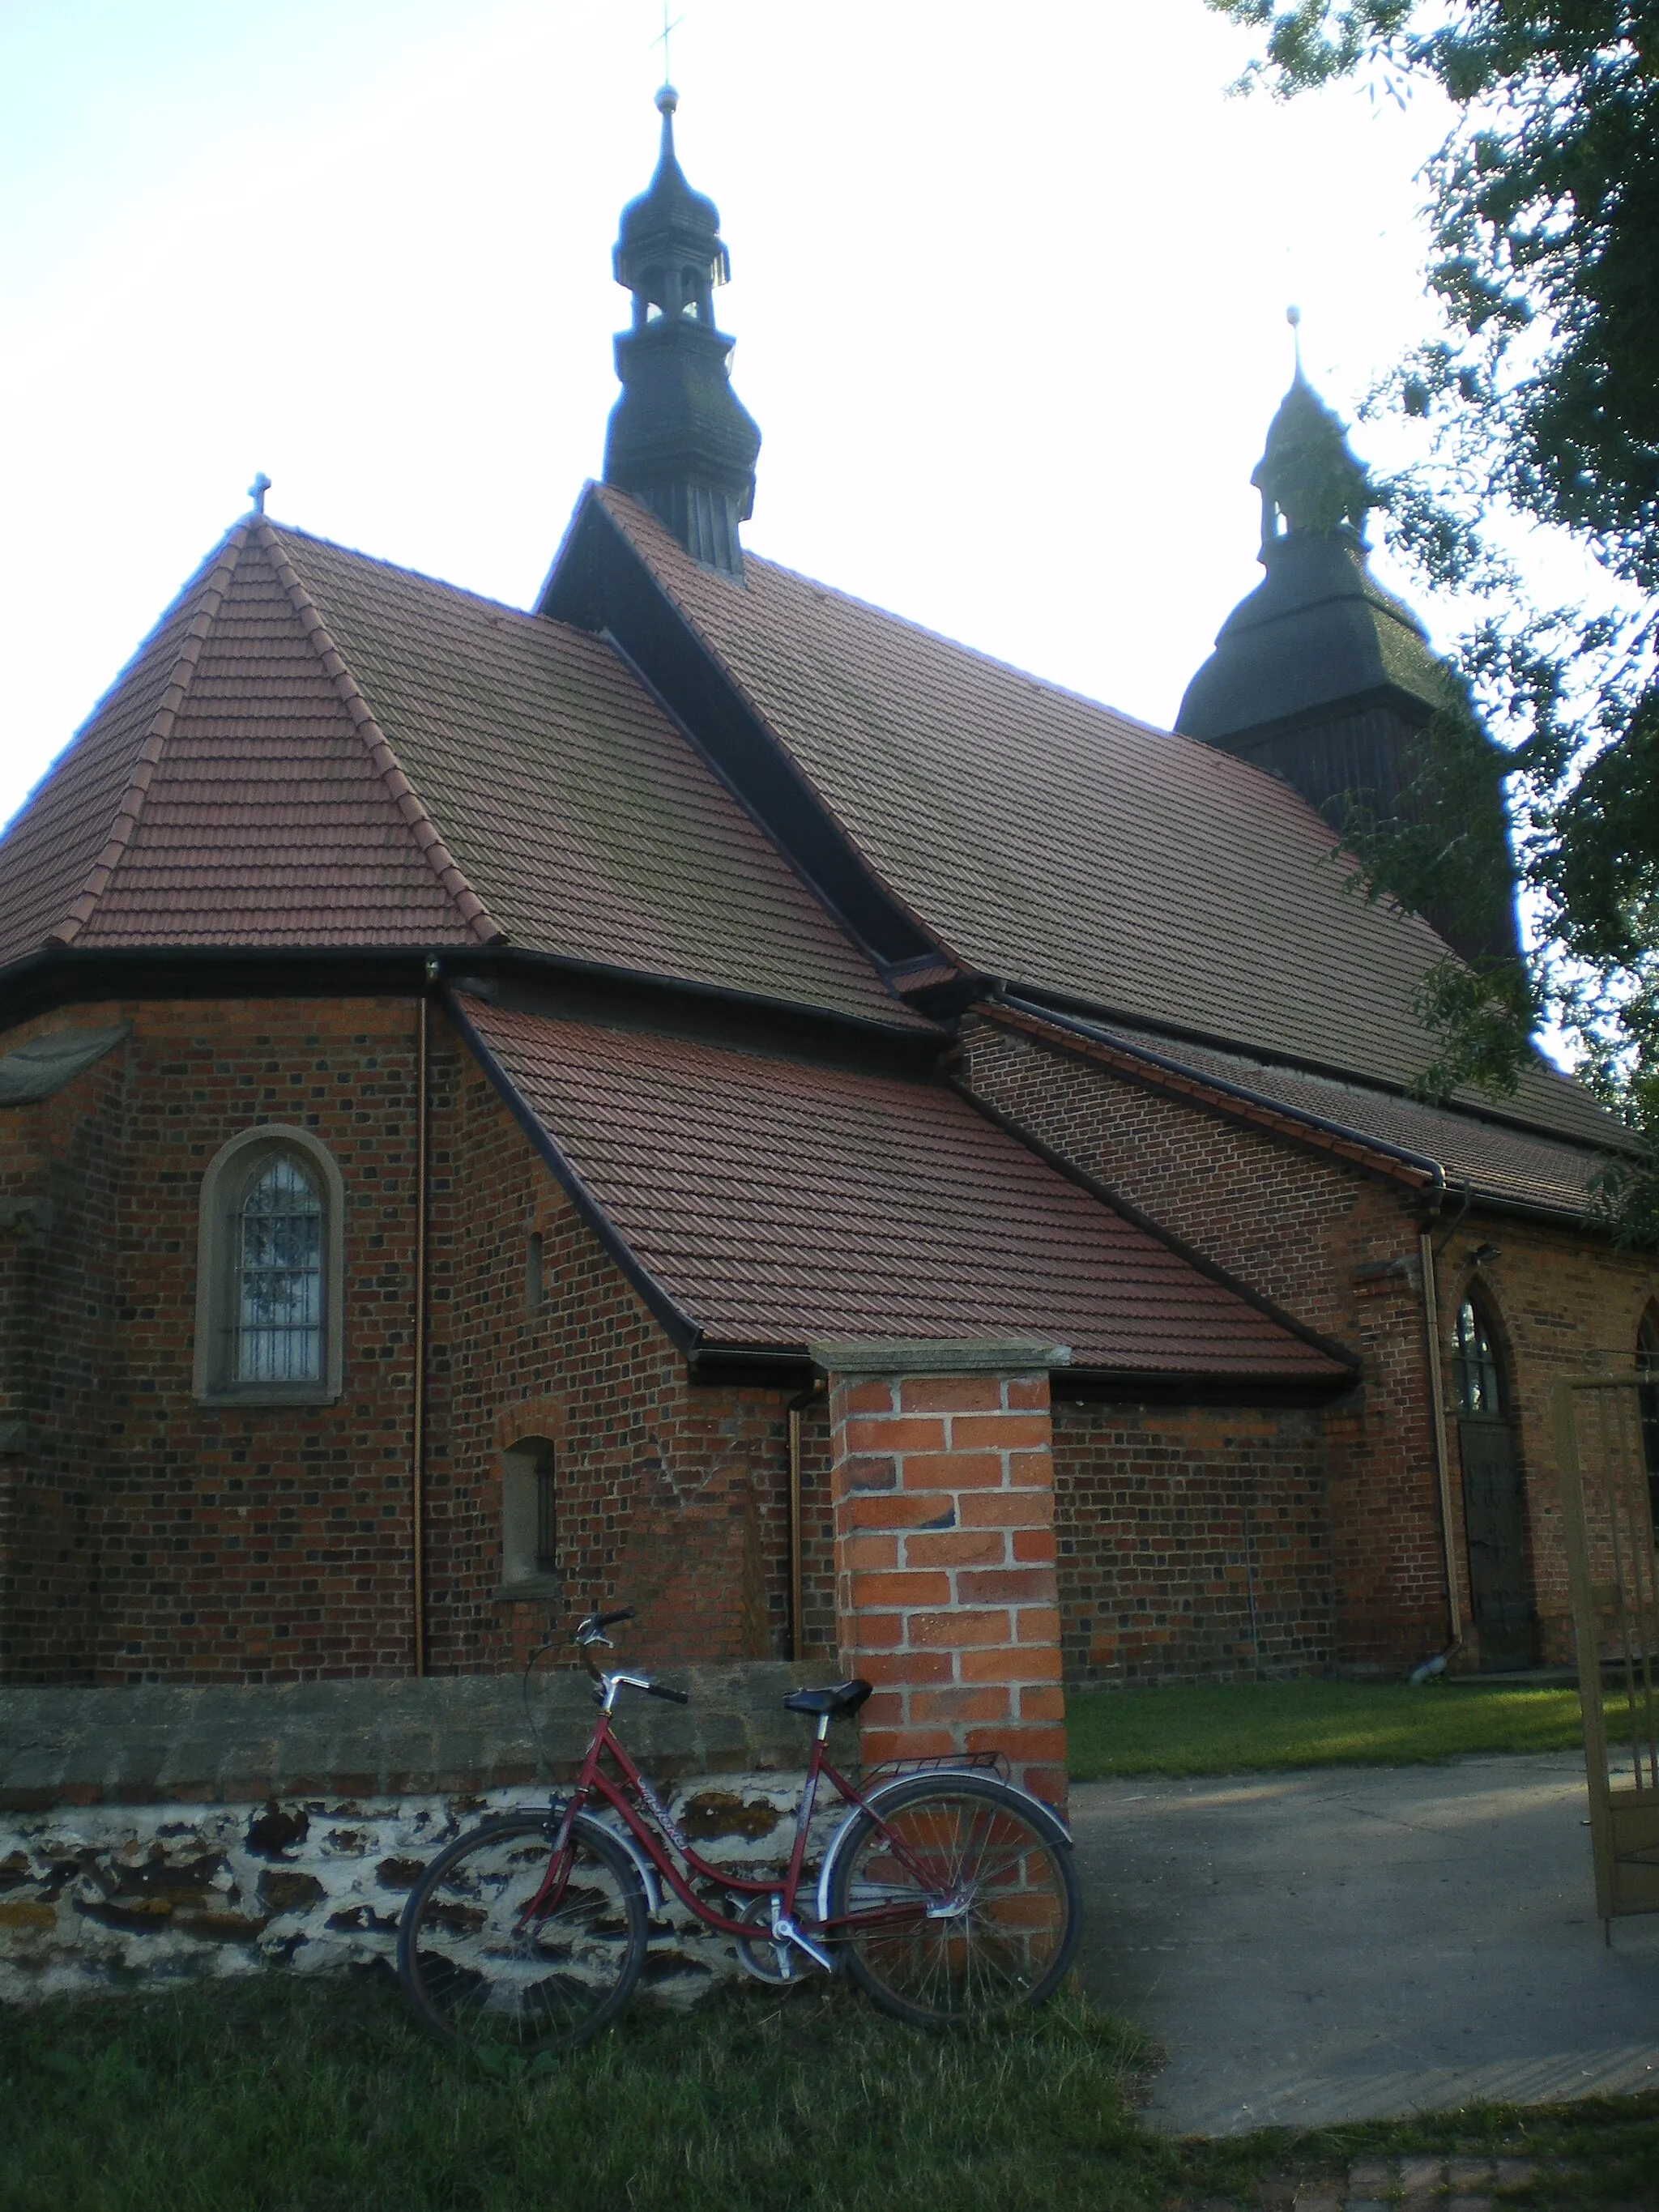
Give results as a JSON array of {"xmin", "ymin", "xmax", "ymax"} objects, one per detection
[
  {"xmin": 1452, "ymin": 1298, "xmax": 1503, "ymax": 1418},
  {"xmin": 235, "ymin": 1154, "xmax": 323, "ymax": 1383}
]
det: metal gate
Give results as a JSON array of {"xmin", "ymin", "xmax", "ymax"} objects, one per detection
[{"xmin": 1552, "ymin": 1375, "xmax": 1659, "ymax": 1932}]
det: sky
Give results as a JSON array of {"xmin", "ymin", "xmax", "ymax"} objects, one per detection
[{"xmin": 0, "ymin": 0, "xmax": 1470, "ymax": 831}]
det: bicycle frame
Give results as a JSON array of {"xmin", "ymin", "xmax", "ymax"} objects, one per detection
[{"xmin": 519, "ymin": 1692, "xmax": 941, "ymax": 1959}]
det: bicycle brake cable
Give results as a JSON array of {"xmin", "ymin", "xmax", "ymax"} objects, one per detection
[{"xmin": 521, "ymin": 1637, "xmax": 559, "ymax": 1788}]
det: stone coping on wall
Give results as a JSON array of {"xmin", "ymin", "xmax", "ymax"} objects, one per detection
[
  {"xmin": 809, "ymin": 1335, "xmax": 1071, "ymax": 1376},
  {"xmin": 0, "ymin": 1664, "xmax": 824, "ymax": 1812}
]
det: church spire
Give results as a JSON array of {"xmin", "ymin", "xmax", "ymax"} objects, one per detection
[{"xmin": 602, "ymin": 87, "xmax": 762, "ymax": 580}]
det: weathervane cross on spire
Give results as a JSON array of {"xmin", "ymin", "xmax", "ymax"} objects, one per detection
[{"xmin": 652, "ymin": 2, "xmax": 683, "ymax": 87}]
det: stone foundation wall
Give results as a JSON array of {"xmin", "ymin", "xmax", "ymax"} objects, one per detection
[
  {"xmin": 0, "ymin": 1665, "xmax": 841, "ymax": 2005},
  {"xmin": 0, "ymin": 1774, "xmax": 844, "ymax": 2009}
]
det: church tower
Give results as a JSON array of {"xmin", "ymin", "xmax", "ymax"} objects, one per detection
[
  {"xmin": 602, "ymin": 87, "xmax": 762, "ymax": 580},
  {"xmin": 1177, "ymin": 342, "xmax": 1518, "ymax": 965}
]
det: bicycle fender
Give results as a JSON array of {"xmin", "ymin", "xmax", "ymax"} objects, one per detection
[
  {"xmin": 814, "ymin": 1771, "xmax": 1073, "ymax": 1928},
  {"xmin": 586, "ymin": 1811, "xmax": 667, "ymax": 1920}
]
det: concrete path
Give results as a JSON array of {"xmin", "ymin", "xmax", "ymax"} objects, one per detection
[{"xmin": 1070, "ymin": 1751, "xmax": 1659, "ymax": 2137}]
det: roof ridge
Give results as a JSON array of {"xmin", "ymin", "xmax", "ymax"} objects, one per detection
[
  {"xmin": 745, "ymin": 543, "xmax": 1170, "ymax": 730},
  {"xmin": 584, "ymin": 486, "xmax": 962, "ymax": 975},
  {"xmin": 267, "ymin": 518, "xmax": 536, "ymax": 618},
  {"xmin": 257, "ymin": 520, "xmax": 504, "ymax": 947},
  {"xmin": 48, "ymin": 526, "xmax": 249, "ymax": 947}
]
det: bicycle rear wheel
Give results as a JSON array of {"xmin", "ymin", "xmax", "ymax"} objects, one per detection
[
  {"xmin": 827, "ymin": 1776, "xmax": 1080, "ymax": 2027},
  {"xmin": 398, "ymin": 1812, "xmax": 648, "ymax": 2054}
]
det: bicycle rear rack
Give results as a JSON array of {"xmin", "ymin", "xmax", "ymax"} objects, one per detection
[{"xmin": 861, "ymin": 1748, "xmax": 1011, "ymax": 1787}]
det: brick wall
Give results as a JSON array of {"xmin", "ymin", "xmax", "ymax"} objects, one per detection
[
  {"xmin": 824, "ymin": 1353, "xmax": 1067, "ymax": 1808},
  {"xmin": 0, "ymin": 998, "xmax": 811, "ymax": 1687},
  {"xmin": 420, "ymin": 1024, "xmax": 795, "ymax": 1673},
  {"xmin": 959, "ymin": 1012, "xmax": 1659, "ymax": 1677},
  {"xmin": 1050, "ymin": 1398, "xmax": 1331, "ymax": 1684},
  {"xmin": 0, "ymin": 1029, "xmax": 126, "ymax": 1677},
  {"xmin": 958, "ymin": 1014, "xmax": 1448, "ymax": 1670},
  {"xmin": 0, "ymin": 998, "xmax": 429, "ymax": 1682},
  {"xmin": 13, "ymin": 991, "xmax": 1646, "ymax": 1695}
]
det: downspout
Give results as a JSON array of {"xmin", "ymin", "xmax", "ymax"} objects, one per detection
[
  {"xmin": 787, "ymin": 1380, "xmax": 824, "ymax": 1661},
  {"xmin": 1418, "ymin": 1220, "xmax": 1464, "ymax": 1644},
  {"xmin": 412, "ymin": 976, "xmax": 433, "ymax": 1677}
]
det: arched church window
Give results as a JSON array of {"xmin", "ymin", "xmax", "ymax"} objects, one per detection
[
  {"xmin": 194, "ymin": 1126, "xmax": 345, "ymax": 1404},
  {"xmin": 1452, "ymin": 1296, "xmax": 1503, "ymax": 1418},
  {"xmin": 236, "ymin": 1156, "xmax": 323, "ymax": 1383}
]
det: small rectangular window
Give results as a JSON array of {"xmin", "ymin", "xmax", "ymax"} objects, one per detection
[
  {"xmin": 527, "ymin": 1230, "xmax": 544, "ymax": 1312},
  {"xmin": 502, "ymin": 1439, "xmax": 559, "ymax": 1587}
]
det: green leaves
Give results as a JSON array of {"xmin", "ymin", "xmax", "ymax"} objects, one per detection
[{"xmin": 1210, "ymin": 2, "xmax": 1659, "ymax": 1242}]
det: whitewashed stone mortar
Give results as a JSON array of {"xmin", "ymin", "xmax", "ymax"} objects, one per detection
[{"xmin": 0, "ymin": 1772, "xmax": 844, "ymax": 2007}]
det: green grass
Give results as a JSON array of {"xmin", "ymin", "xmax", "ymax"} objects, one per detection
[
  {"xmin": 1, "ymin": 1974, "xmax": 1656, "ymax": 2210},
  {"xmin": 1065, "ymin": 1678, "xmax": 1587, "ymax": 1780}
]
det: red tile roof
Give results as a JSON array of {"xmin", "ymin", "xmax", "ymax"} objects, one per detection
[
  {"xmin": 457, "ymin": 993, "xmax": 1350, "ymax": 1385},
  {"xmin": 0, "ymin": 548, "xmax": 219, "ymax": 965},
  {"xmin": 65, "ymin": 525, "xmax": 490, "ymax": 951},
  {"xmin": 588, "ymin": 484, "xmax": 1614, "ymax": 1149},
  {"xmin": 277, "ymin": 527, "xmax": 914, "ymax": 1028},
  {"xmin": 0, "ymin": 519, "xmax": 917, "ymax": 1030}
]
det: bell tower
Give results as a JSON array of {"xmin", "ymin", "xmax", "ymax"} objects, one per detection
[
  {"xmin": 602, "ymin": 87, "xmax": 762, "ymax": 580},
  {"xmin": 1178, "ymin": 330, "xmax": 1518, "ymax": 965}
]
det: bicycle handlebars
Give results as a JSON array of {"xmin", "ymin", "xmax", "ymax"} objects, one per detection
[
  {"xmin": 575, "ymin": 1603, "xmax": 637, "ymax": 1644},
  {"xmin": 572, "ymin": 1604, "xmax": 688, "ymax": 1703}
]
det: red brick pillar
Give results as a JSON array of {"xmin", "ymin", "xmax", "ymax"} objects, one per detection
[{"xmin": 814, "ymin": 1337, "xmax": 1068, "ymax": 1811}]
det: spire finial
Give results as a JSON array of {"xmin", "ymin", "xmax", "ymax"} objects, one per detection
[
  {"xmin": 248, "ymin": 471, "xmax": 271, "ymax": 517},
  {"xmin": 1286, "ymin": 303, "xmax": 1304, "ymax": 381},
  {"xmin": 652, "ymin": 5, "xmax": 682, "ymax": 92}
]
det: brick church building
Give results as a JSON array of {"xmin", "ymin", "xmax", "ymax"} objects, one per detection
[{"xmin": 2, "ymin": 92, "xmax": 1653, "ymax": 1788}]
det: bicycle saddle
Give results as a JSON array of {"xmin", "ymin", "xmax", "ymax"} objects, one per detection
[{"xmin": 783, "ymin": 1679, "xmax": 872, "ymax": 1719}]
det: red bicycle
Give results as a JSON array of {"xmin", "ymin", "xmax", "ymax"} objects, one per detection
[{"xmin": 397, "ymin": 1604, "xmax": 1080, "ymax": 2051}]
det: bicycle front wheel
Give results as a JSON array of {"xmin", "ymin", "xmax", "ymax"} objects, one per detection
[
  {"xmin": 827, "ymin": 1776, "xmax": 1080, "ymax": 2027},
  {"xmin": 398, "ymin": 1812, "xmax": 648, "ymax": 2054}
]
